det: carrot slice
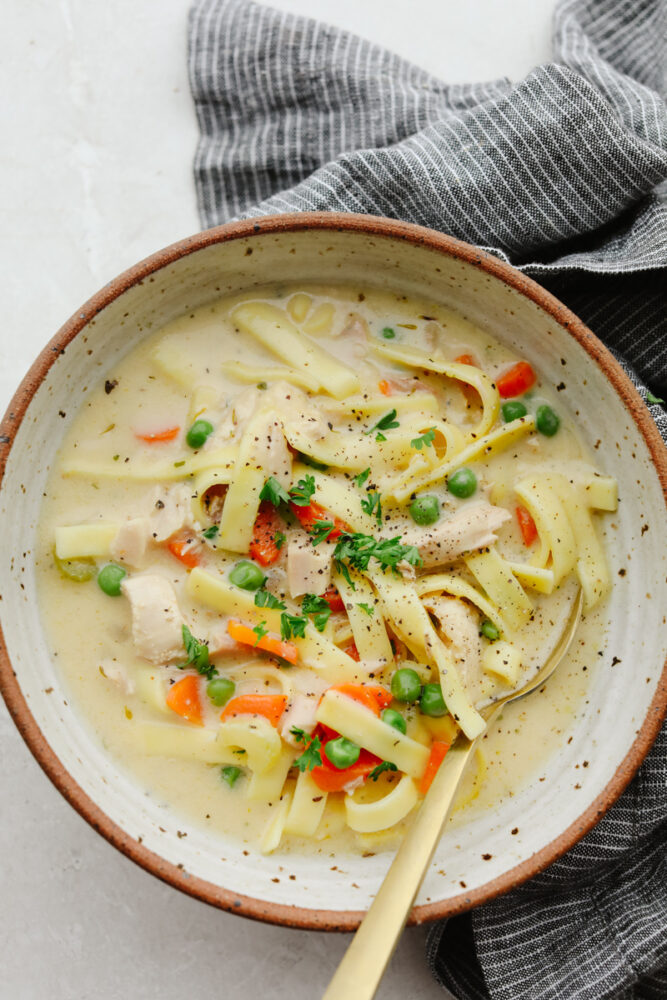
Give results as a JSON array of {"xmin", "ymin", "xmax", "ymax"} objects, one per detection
[
  {"xmin": 321, "ymin": 586, "xmax": 345, "ymax": 613},
  {"xmin": 454, "ymin": 353, "xmax": 478, "ymax": 367},
  {"xmin": 496, "ymin": 361, "xmax": 536, "ymax": 399},
  {"xmin": 311, "ymin": 748, "xmax": 380, "ymax": 793},
  {"xmin": 342, "ymin": 641, "xmax": 360, "ymax": 662},
  {"xmin": 220, "ymin": 694, "xmax": 287, "ymax": 727},
  {"xmin": 378, "ymin": 379, "xmax": 392, "ymax": 396},
  {"xmin": 167, "ymin": 534, "xmax": 203, "ymax": 568},
  {"xmin": 419, "ymin": 741, "xmax": 450, "ymax": 795},
  {"xmin": 166, "ymin": 675, "xmax": 203, "ymax": 726},
  {"xmin": 249, "ymin": 501, "xmax": 284, "ymax": 566},
  {"xmin": 516, "ymin": 505, "xmax": 538, "ymax": 547},
  {"xmin": 327, "ymin": 683, "xmax": 393, "ymax": 715},
  {"xmin": 226, "ymin": 620, "xmax": 298, "ymax": 664},
  {"xmin": 290, "ymin": 501, "xmax": 348, "ymax": 540},
  {"xmin": 135, "ymin": 426, "xmax": 180, "ymax": 443}
]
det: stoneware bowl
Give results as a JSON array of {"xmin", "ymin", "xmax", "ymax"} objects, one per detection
[{"xmin": 1, "ymin": 214, "xmax": 666, "ymax": 930}]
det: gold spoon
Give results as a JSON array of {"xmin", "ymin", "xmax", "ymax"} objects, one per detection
[{"xmin": 323, "ymin": 588, "xmax": 583, "ymax": 1000}]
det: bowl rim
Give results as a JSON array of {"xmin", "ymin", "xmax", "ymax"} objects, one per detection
[{"xmin": 1, "ymin": 211, "xmax": 665, "ymax": 931}]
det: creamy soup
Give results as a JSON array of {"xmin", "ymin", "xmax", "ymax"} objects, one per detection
[{"xmin": 36, "ymin": 285, "xmax": 617, "ymax": 854}]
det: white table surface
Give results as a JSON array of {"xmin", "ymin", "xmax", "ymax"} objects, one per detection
[{"xmin": 0, "ymin": 2, "xmax": 554, "ymax": 996}]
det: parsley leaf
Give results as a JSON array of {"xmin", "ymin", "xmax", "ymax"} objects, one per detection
[
  {"xmin": 646, "ymin": 391, "xmax": 665, "ymax": 405},
  {"xmin": 361, "ymin": 490, "xmax": 383, "ymax": 527},
  {"xmin": 333, "ymin": 531, "xmax": 422, "ymax": 580},
  {"xmin": 291, "ymin": 728, "xmax": 323, "ymax": 772},
  {"xmin": 252, "ymin": 621, "xmax": 268, "ymax": 645},
  {"xmin": 274, "ymin": 530, "xmax": 286, "ymax": 550},
  {"xmin": 410, "ymin": 427, "xmax": 436, "ymax": 450},
  {"xmin": 289, "ymin": 475, "xmax": 316, "ymax": 507},
  {"xmin": 202, "ymin": 524, "xmax": 219, "ymax": 540},
  {"xmin": 220, "ymin": 765, "xmax": 242, "ymax": 787},
  {"xmin": 302, "ymin": 593, "xmax": 331, "ymax": 632},
  {"xmin": 310, "ymin": 520, "xmax": 335, "ymax": 545},
  {"xmin": 254, "ymin": 589, "xmax": 286, "ymax": 611},
  {"xmin": 259, "ymin": 476, "xmax": 290, "ymax": 507},
  {"xmin": 298, "ymin": 453, "xmax": 329, "ymax": 472},
  {"xmin": 357, "ymin": 602, "xmax": 374, "ymax": 617},
  {"xmin": 280, "ymin": 612, "xmax": 307, "ymax": 641},
  {"xmin": 354, "ymin": 468, "xmax": 371, "ymax": 488},
  {"xmin": 180, "ymin": 625, "xmax": 216, "ymax": 680},
  {"xmin": 364, "ymin": 409, "xmax": 399, "ymax": 438},
  {"xmin": 368, "ymin": 761, "xmax": 398, "ymax": 781}
]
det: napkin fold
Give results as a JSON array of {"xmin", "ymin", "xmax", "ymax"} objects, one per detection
[{"xmin": 188, "ymin": 0, "xmax": 667, "ymax": 996}]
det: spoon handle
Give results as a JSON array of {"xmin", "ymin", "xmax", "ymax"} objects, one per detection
[{"xmin": 322, "ymin": 734, "xmax": 479, "ymax": 1000}]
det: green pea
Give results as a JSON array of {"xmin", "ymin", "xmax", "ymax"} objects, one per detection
[
  {"xmin": 220, "ymin": 765, "xmax": 242, "ymax": 788},
  {"xmin": 447, "ymin": 467, "xmax": 477, "ymax": 498},
  {"xmin": 409, "ymin": 494, "xmax": 440, "ymax": 526},
  {"xmin": 97, "ymin": 563, "xmax": 127, "ymax": 597},
  {"xmin": 501, "ymin": 400, "xmax": 528, "ymax": 422},
  {"xmin": 480, "ymin": 620, "xmax": 500, "ymax": 641},
  {"xmin": 381, "ymin": 708, "xmax": 407, "ymax": 734},
  {"xmin": 536, "ymin": 404, "xmax": 560, "ymax": 437},
  {"xmin": 186, "ymin": 419, "xmax": 214, "ymax": 449},
  {"xmin": 54, "ymin": 552, "xmax": 96, "ymax": 582},
  {"xmin": 381, "ymin": 327, "xmax": 396, "ymax": 339},
  {"xmin": 324, "ymin": 737, "xmax": 361, "ymax": 769},
  {"xmin": 390, "ymin": 668, "xmax": 422, "ymax": 703},
  {"xmin": 207, "ymin": 676, "xmax": 235, "ymax": 707},
  {"xmin": 229, "ymin": 560, "xmax": 267, "ymax": 591},
  {"xmin": 420, "ymin": 683, "xmax": 448, "ymax": 717}
]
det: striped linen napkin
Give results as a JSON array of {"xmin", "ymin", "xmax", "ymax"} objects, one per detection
[{"xmin": 187, "ymin": 0, "xmax": 667, "ymax": 996}]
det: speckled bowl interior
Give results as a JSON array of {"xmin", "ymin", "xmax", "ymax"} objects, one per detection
[{"xmin": 1, "ymin": 215, "xmax": 666, "ymax": 929}]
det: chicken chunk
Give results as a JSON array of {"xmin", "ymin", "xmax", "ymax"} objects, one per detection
[
  {"xmin": 121, "ymin": 575, "xmax": 185, "ymax": 664},
  {"xmin": 110, "ymin": 518, "xmax": 150, "ymax": 568},
  {"xmin": 404, "ymin": 502, "xmax": 511, "ymax": 568},
  {"xmin": 425, "ymin": 595, "xmax": 486, "ymax": 705},
  {"xmin": 149, "ymin": 484, "xmax": 195, "ymax": 542},
  {"xmin": 287, "ymin": 537, "xmax": 334, "ymax": 598},
  {"xmin": 280, "ymin": 694, "xmax": 319, "ymax": 746}
]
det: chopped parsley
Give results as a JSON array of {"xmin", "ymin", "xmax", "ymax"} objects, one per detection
[
  {"xmin": 368, "ymin": 761, "xmax": 398, "ymax": 781},
  {"xmin": 280, "ymin": 612, "xmax": 307, "ymax": 641},
  {"xmin": 357, "ymin": 602, "xmax": 375, "ymax": 617},
  {"xmin": 291, "ymin": 728, "xmax": 323, "ymax": 772},
  {"xmin": 302, "ymin": 593, "xmax": 331, "ymax": 632},
  {"xmin": 254, "ymin": 589, "xmax": 286, "ymax": 611},
  {"xmin": 364, "ymin": 409, "xmax": 399, "ymax": 442},
  {"xmin": 646, "ymin": 391, "xmax": 664, "ymax": 405},
  {"xmin": 252, "ymin": 621, "xmax": 269, "ymax": 645},
  {"xmin": 220, "ymin": 765, "xmax": 242, "ymax": 788},
  {"xmin": 259, "ymin": 476, "xmax": 290, "ymax": 507},
  {"xmin": 298, "ymin": 453, "xmax": 329, "ymax": 472},
  {"xmin": 274, "ymin": 530, "xmax": 286, "ymax": 550},
  {"xmin": 310, "ymin": 520, "xmax": 336, "ymax": 545},
  {"xmin": 179, "ymin": 625, "xmax": 216, "ymax": 680},
  {"xmin": 361, "ymin": 490, "xmax": 383, "ymax": 527},
  {"xmin": 410, "ymin": 427, "xmax": 436, "ymax": 450},
  {"xmin": 333, "ymin": 531, "xmax": 422, "ymax": 586},
  {"xmin": 354, "ymin": 468, "xmax": 371, "ymax": 488},
  {"xmin": 202, "ymin": 524, "xmax": 219, "ymax": 540},
  {"xmin": 289, "ymin": 474, "xmax": 316, "ymax": 507}
]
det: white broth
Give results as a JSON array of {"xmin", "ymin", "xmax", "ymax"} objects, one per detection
[{"xmin": 36, "ymin": 285, "xmax": 614, "ymax": 854}]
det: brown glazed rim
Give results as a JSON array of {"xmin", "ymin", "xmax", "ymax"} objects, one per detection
[{"xmin": 1, "ymin": 213, "xmax": 666, "ymax": 932}]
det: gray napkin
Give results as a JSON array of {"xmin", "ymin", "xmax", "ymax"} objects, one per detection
[{"xmin": 187, "ymin": 0, "xmax": 667, "ymax": 996}]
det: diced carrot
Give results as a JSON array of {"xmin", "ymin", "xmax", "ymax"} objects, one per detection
[
  {"xmin": 167, "ymin": 533, "xmax": 203, "ymax": 568},
  {"xmin": 454, "ymin": 353, "xmax": 478, "ymax": 367},
  {"xmin": 419, "ymin": 741, "xmax": 450, "ymax": 795},
  {"xmin": 166, "ymin": 675, "xmax": 203, "ymax": 726},
  {"xmin": 290, "ymin": 501, "xmax": 348, "ymax": 540},
  {"xmin": 378, "ymin": 380, "xmax": 392, "ymax": 396},
  {"xmin": 135, "ymin": 426, "xmax": 180, "ymax": 443},
  {"xmin": 311, "ymin": 747, "xmax": 380, "ymax": 793},
  {"xmin": 249, "ymin": 501, "xmax": 284, "ymax": 566},
  {"xmin": 226, "ymin": 620, "xmax": 298, "ymax": 664},
  {"xmin": 342, "ymin": 641, "xmax": 360, "ymax": 662},
  {"xmin": 496, "ymin": 361, "xmax": 536, "ymax": 398},
  {"xmin": 321, "ymin": 586, "xmax": 345, "ymax": 613},
  {"xmin": 220, "ymin": 694, "xmax": 287, "ymax": 727},
  {"xmin": 516, "ymin": 505, "xmax": 538, "ymax": 547},
  {"xmin": 327, "ymin": 683, "xmax": 393, "ymax": 716},
  {"xmin": 377, "ymin": 377, "xmax": 426, "ymax": 396}
]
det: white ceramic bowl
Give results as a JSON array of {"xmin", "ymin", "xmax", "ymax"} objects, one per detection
[{"xmin": 1, "ymin": 214, "xmax": 665, "ymax": 929}]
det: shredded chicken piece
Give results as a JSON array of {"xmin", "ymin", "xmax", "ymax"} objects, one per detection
[
  {"xmin": 280, "ymin": 694, "xmax": 319, "ymax": 746},
  {"xmin": 121, "ymin": 575, "xmax": 185, "ymax": 664},
  {"xmin": 287, "ymin": 537, "xmax": 334, "ymax": 598},
  {"xmin": 404, "ymin": 502, "xmax": 511, "ymax": 568},
  {"xmin": 206, "ymin": 621, "xmax": 243, "ymax": 657},
  {"xmin": 425, "ymin": 596, "xmax": 486, "ymax": 705},
  {"xmin": 98, "ymin": 658, "xmax": 135, "ymax": 695},
  {"xmin": 149, "ymin": 484, "xmax": 195, "ymax": 542},
  {"xmin": 110, "ymin": 518, "xmax": 150, "ymax": 568}
]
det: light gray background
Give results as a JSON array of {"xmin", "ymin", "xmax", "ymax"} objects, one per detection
[{"xmin": 1, "ymin": 2, "xmax": 553, "ymax": 997}]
